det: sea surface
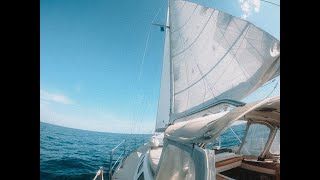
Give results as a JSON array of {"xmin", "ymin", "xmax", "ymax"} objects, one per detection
[{"xmin": 40, "ymin": 121, "xmax": 246, "ymax": 180}]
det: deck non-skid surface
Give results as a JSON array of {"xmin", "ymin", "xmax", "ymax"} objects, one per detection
[{"xmin": 113, "ymin": 143, "xmax": 150, "ymax": 180}]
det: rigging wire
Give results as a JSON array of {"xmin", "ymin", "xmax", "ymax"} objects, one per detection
[
  {"xmin": 265, "ymin": 79, "xmax": 279, "ymax": 98},
  {"xmin": 261, "ymin": 78, "xmax": 277, "ymax": 87},
  {"xmin": 229, "ymin": 127, "xmax": 250, "ymax": 154},
  {"xmin": 136, "ymin": 1, "xmax": 166, "ymax": 131},
  {"xmin": 261, "ymin": 0, "xmax": 280, "ymax": 7},
  {"xmin": 138, "ymin": 0, "xmax": 166, "ymax": 80},
  {"xmin": 131, "ymin": 0, "xmax": 167, "ymax": 135},
  {"xmin": 138, "ymin": 26, "xmax": 152, "ymax": 80}
]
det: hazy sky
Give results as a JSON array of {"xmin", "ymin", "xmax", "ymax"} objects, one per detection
[{"xmin": 40, "ymin": 0, "xmax": 280, "ymax": 134}]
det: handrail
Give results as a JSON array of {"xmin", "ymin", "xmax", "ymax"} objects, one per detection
[
  {"xmin": 93, "ymin": 138, "xmax": 146, "ymax": 180},
  {"xmin": 111, "ymin": 139, "xmax": 126, "ymax": 152},
  {"xmin": 109, "ymin": 139, "xmax": 127, "ymax": 180},
  {"xmin": 171, "ymin": 99, "xmax": 246, "ymax": 121},
  {"xmin": 111, "ymin": 151, "xmax": 125, "ymax": 170}
]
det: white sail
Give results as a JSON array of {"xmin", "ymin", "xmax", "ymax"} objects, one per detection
[
  {"xmin": 155, "ymin": 9, "xmax": 171, "ymax": 132},
  {"xmin": 169, "ymin": 0, "xmax": 280, "ymax": 123}
]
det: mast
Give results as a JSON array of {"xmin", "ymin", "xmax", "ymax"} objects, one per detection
[{"xmin": 155, "ymin": 3, "xmax": 171, "ymax": 132}]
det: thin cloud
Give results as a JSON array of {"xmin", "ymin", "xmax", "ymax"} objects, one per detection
[
  {"xmin": 239, "ymin": 0, "xmax": 261, "ymax": 19},
  {"xmin": 40, "ymin": 89, "xmax": 73, "ymax": 105},
  {"xmin": 40, "ymin": 104, "xmax": 154, "ymax": 134}
]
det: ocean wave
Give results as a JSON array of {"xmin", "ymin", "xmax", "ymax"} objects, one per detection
[{"xmin": 40, "ymin": 122, "xmax": 150, "ymax": 180}]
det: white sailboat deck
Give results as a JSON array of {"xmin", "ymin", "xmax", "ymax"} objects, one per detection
[{"xmin": 113, "ymin": 143, "xmax": 150, "ymax": 180}]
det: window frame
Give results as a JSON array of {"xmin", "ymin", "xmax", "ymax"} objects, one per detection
[
  {"xmin": 237, "ymin": 121, "xmax": 273, "ymax": 157},
  {"xmin": 268, "ymin": 128, "xmax": 280, "ymax": 155}
]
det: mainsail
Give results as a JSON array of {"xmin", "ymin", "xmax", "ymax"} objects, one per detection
[{"xmin": 155, "ymin": 0, "xmax": 280, "ymax": 132}]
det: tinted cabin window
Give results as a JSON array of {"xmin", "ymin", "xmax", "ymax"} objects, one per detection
[
  {"xmin": 239, "ymin": 123, "xmax": 271, "ymax": 156},
  {"xmin": 269, "ymin": 129, "xmax": 280, "ymax": 155}
]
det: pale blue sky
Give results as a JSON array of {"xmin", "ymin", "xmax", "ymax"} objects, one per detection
[{"xmin": 40, "ymin": 0, "xmax": 280, "ymax": 134}]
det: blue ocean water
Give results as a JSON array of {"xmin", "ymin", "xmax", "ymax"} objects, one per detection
[
  {"xmin": 40, "ymin": 121, "xmax": 246, "ymax": 180},
  {"xmin": 40, "ymin": 122, "xmax": 151, "ymax": 180},
  {"xmin": 219, "ymin": 123, "xmax": 246, "ymax": 148}
]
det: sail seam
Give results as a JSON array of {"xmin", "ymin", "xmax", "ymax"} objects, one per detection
[
  {"xmin": 231, "ymin": 19, "xmax": 266, "ymax": 63},
  {"xmin": 228, "ymin": 26, "xmax": 251, "ymax": 80},
  {"xmin": 210, "ymin": 18, "xmax": 252, "ymax": 80},
  {"xmin": 171, "ymin": 9, "xmax": 215, "ymax": 57},
  {"xmin": 171, "ymin": 5, "xmax": 198, "ymax": 33},
  {"xmin": 191, "ymin": 54, "xmax": 218, "ymax": 100},
  {"xmin": 188, "ymin": 19, "xmax": 252, "ymax": 101},
  {"xmin": 174, "ymin": 23, "xmax": 250, "ymax": 96}
]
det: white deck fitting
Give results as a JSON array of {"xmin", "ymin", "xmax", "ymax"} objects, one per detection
[
  {"xmin": 148, "ymin": 147, "xmax": 163, "ymax": 173},
  {"xmin": 113, "ymin": 143, "xmax": 150, "ymax": 180}
]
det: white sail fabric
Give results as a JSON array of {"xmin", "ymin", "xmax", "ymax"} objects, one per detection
[
  {"xmin": 169, "ymin": 0, "xmax": 280, "ymax": 122},
  {"xmin": 156, "ymin": 9, "xmax": 171, "ymax": 132}
]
